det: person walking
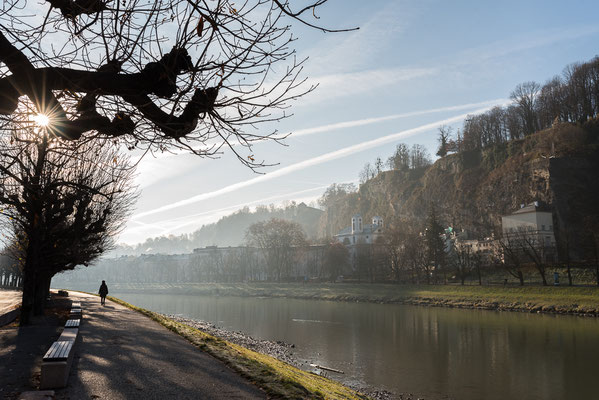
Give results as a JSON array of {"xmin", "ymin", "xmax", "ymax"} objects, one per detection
[{"xmin": 99, "ymin": 280, "xmax": 109, "ymax": 305}]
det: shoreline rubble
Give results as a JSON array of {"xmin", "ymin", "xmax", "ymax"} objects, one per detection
[{"xmin": 164, "ymin": 314, "xmax": 397, "ymax": 400}]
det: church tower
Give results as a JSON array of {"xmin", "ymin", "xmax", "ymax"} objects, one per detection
[
  {"xmin": 372, "ymin": 216, "xmax": 383, "ymax": 229},
  {"xmin": 351, "ymin": 214, "xmax": 363, "ymax": 234}
]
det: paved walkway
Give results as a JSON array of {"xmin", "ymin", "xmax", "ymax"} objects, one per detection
[
  {"xmin": 55, "ymin": 292, "xmax": 265, "ymax": 400},
  {"xmin": 0, "ymin": 289, "xmax": 22, "ymax": 327},
  {"xmin": 0, "ymin": 294, "xmax": 69, "ymax": 398},
  {"xmin": 0, "ymin": 289, "xmax": 21, "ymax": 317}
]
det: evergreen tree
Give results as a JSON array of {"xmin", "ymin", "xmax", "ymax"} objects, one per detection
[{"xmin": 424, "ymin": 205, "xmax": 446, "ymax": 284}]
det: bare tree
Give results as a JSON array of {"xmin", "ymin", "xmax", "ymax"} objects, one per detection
[
  {"xmin": 425, "ymin": 205, "xmax": 446, "ymax": 284},
  {"xmin": 450, "ymin": 243, "xmax": 481, "ymax": 285},
  {"xmin": 510, "ymin": 81, "xmax": 540, "ymax": 136},
  {"xmin": 536, "ymin": 76, "xmax": 567, "ymax": 128},
  {"xmin": 359, "ymin": 162, "xmax": 374, "ymax": 184},
  {"xmin": 499, "ymin": 236, "xmax": 525, "ymax": 286},
  {"xmin": 436, "ymin": 125, "xmax": 451, "ymax": 157},
  {"xmin": 323, "ymin": 241, "xmax": 349, "ymax": 281},
  {"xmin": 382, "ymin": 218, "xmax": 417, "ymax": 282},
  {"xmin": 387, "ymin": 143, "xmax": 410, "ymax": 171},
  {"xmin": 404, "ymin": 232, "xmax": 429, "ymax": 284},
  {"xmin": 0, "ymin": 127, "xmax": 137, "ymax": 324},
  {"xmin": 518, "ymin": 233, "xmax": 550, "ymax": 286},
  {"xmin": 0, "ymin": 0, "xmax": 352, "ymax": 169},
  {"xmin": 374, "ymin": 157, "xmax": 384, "ymax": 175},
  {"xmin": 583, "ymin": 215, "xmax": 599, "ymax": 287},
  {"xmin": 246, "ymin": 218, "xmax": 307, "ymax": 281},
  {"xmin": 410, "ymin": 144, "xmax": 432, "ymax": 169}
]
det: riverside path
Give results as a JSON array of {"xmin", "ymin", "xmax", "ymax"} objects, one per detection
[
  {"xmin": 0, "ymin": 289, "xmax": 21, "ymax": 326},
  {"xmin": 56, "ymin": 292, "xmax": 265, "ymax": 399}
]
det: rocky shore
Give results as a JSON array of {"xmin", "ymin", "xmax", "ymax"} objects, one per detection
[{"xmin": 165, "ymin": 314, "xmax": 398, "ymax": 400}]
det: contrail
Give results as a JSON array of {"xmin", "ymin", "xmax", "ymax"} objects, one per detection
[
  {"xmin": 133, "ymin": 98, "xmax": 506, "ymax": 164},
  {"xmin": 133, "ymin": 101, "xmax": 508, "ymax": 220},
  {"xmin": 289, "ymin": 98, "xmax": 507, "ymax": 138}
]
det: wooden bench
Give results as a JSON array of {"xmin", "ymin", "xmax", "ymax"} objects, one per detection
[
  {"xmin": 65, "ymin": 319, "xmax": 80, "ymax": 328},
  {"xmin": 69, "ymin": 308, "xmax": 82, "ymax": 319},
  {"xmin": 58, "ymin": 328, "xmax": 79, "ymax": 342},
  {"xmin": 40, "ymin": 340, "xmax": 76, "ymax": 389}
]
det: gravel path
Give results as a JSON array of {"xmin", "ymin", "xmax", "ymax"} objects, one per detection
[{"xmin": 56, "ymin": 292, "xmax": 265, "ymax": 400}]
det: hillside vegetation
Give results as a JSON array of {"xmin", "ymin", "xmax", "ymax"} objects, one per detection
[
  {"xmin": 113, "ymin": 202, "xmax": 322, "ymax": 255},
  {"xmin": 319, "ymin": 120, "xmax": 599, "ymax": 251}
]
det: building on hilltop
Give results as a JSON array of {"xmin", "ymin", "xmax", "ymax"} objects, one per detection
[{"xmin": 335, "ymin": 214, "xmax": 384, "ymax": 245}]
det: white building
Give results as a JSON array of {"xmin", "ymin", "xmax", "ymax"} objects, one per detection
[
  {"xmin": 501, "ymin": 201, "xmax": 556, "ymax": 248},
  {"xmin": 335, "ymin": 214, "xmax": 384, "ymax": 245}
]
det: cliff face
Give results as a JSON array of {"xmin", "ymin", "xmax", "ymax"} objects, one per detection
[{"xmin": 319, "ymin": 122, "xmax": 599, "ymax": 249}]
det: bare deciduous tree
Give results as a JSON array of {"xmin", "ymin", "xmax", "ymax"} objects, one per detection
[
  {"xmin": 323, "ymin": 241, "xmax": 349, "ymax": 281},
  {"xmin": 246, "ymin": 218, "xmax": 307, "ymax": 281},
  {"xmin": 436, "ymin": 125, "xmax": 451, "ymax": 157},
  {"xmin": 510, "ymin": 81, "xmax": 540, "ymax": 136},
  {"xmin": 0, "ymin": 0, "xmax": 353, "ymax": 169},
  {"xmin": 0, "ymin": 128, "xmax": 137, "ymax": 324}
]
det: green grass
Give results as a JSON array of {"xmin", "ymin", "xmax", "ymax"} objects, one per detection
[
  {"xmin": 110, "ymin": 282, "xmax": 599, "ymax": 315},
  {"xmin": 106, "ymin": 295, "xmax": 369, "ymax": 400}
]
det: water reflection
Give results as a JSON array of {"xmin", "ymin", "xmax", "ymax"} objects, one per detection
[{"xmin": 111, "ymin": 292, "xmax": 599, "ymax": 400}]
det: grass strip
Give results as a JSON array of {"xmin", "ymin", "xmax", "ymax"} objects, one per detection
[{"xmin": 106, "ymin": 295, "xmax": 370, "ymax": 400}]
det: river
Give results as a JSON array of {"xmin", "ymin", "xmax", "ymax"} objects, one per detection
[{"xmin": 109, "ymin": 292, "xmax": 598, "ymax": 400}]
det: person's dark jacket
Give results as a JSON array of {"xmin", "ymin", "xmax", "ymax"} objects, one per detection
[{"xmin": 99, "ymin": 283, "xmax": 109, "ymax": 296}]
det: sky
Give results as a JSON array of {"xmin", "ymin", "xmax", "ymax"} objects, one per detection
[{"xmin": 122, "ymin": 0, "xmax": 599, "ymax": 244}]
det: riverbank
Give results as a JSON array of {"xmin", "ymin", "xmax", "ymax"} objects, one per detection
[
  {"xmin": 105, "ymin": 282, "xmax": 599, "ymax": 316},
  {"xmin": 165, "ymin": 315, "xmax": 395, "ymax": 400},
  {"xmin": 107, "ymin": 296, "xmax": 371, "ymax": 399}
]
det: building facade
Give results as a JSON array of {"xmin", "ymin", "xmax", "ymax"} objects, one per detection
[
  {"xmin": 501, "ymin": 201, "xmax": 556, "ymax": 248},
  {"xmin": 335, "ymin": 214, "xmax": 384, "ymax": 245}
]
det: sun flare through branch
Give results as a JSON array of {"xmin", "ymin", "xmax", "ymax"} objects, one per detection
[{"xmin": 33, "ymin": 113, "xmax": 50, "ymax": 127}]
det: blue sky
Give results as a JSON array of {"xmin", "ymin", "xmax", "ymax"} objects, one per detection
[{"xmin": 122, "ymin": 0, "xmax": 599, "ymax": 244}]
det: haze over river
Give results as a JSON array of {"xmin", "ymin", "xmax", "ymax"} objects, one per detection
[{"xmin": 109, "ymin": 292, "xmax": 597, "ymax": 400}]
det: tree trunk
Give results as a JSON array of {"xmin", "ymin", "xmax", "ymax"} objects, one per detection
[
  {"xmin": 20, "ymin": 268, "xmax": 36, "ymax": 326},
  {"xmin": 540, "ymin": 270, "xmax": 547, "ymax": 286},
  {"xmin": 517, "ymin": 270, "xmax": 524, "ymax": 286},
  {"xmin": 476, "ymin": 265, "xmax": 482, "ymax": 286},
  {"xmin": 566, "ymin": 263, "xmax": 572, "ymax": 286},
  {"xmin": 590, "ymin": 243, "xmax": 599, "ymax": 286},
  {"xmin": 33, "ymin": 275, "xmax": 47, "ymax": 315}
]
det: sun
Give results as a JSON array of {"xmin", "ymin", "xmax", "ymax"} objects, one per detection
[{"xmin": 33, "ymin": 113, "xmax": 50, "ymax": 127}]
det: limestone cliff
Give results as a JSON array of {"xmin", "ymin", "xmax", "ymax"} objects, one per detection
[{"xmin": 318, "ymin": 121, "xmax": 599, "ymax": 253}]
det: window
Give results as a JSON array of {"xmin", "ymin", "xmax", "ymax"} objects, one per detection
[{"xmin": 542, "ymin": 224, "xmax": 545, "ymax": 231}]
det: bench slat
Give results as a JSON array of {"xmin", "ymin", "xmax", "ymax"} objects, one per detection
[
  {"xmin": 65, "ymin": 319, "xmax": 80, "ymax": 328},
  {"xmin": 43, "ymin": 341, "xmax": 73, "ymax": 362}
]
